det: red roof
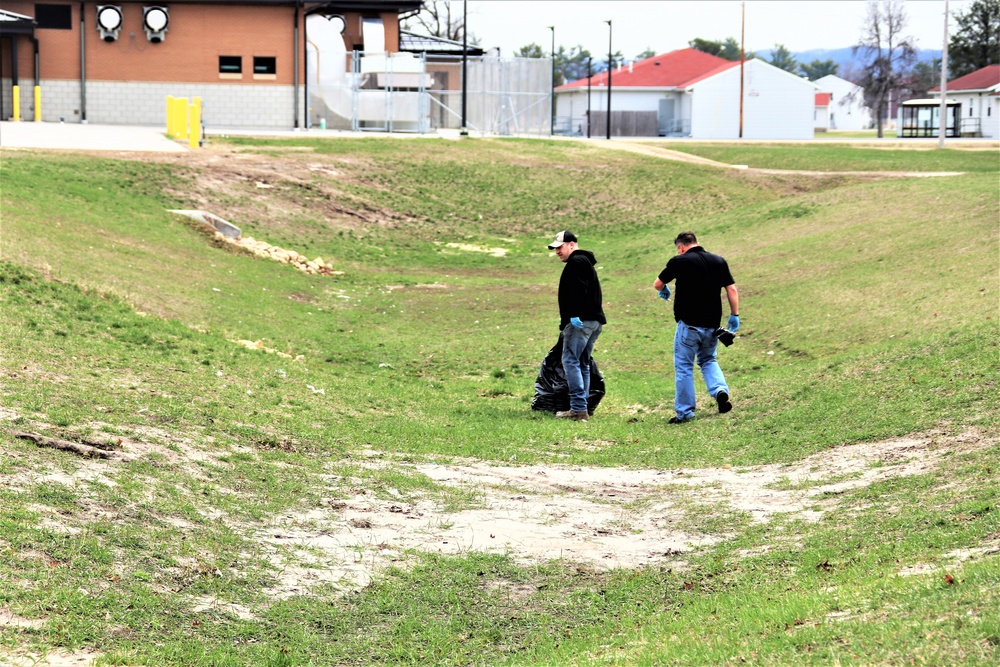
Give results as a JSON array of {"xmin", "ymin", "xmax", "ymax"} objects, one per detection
[
  {"xmin": 556, "ymin": 48, "xmax": 736, "ymax": 90},
  {"xmin": 815, "ymin": 92, "xmax": 831, "ymax": 106},
  {"xmin": 931, "ymin": 64, "xmax": 1000, "ymax": 92}
]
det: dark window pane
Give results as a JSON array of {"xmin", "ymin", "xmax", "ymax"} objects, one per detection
[
  {"xmin": 36, "ymin": 4, "xmax": 73, "ymax": 30},
  {"xmin": 253, "ymin": 57, "xmax": 276, "ymax": 75},
  {"xmin": 219, "ymin": 56, "xmax": 242, "ymax": 74}
]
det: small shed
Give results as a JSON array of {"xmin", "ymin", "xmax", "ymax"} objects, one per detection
[
  {"xmin": 897, "ymin": 99, "xmax": 961, "ymax": 138},
  {"xmin": 814, "ymin": 92, "xmax": 831, "ymax": 131}
]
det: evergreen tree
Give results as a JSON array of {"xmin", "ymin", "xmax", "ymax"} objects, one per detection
[
  {"xmin": 948, "ymin": 0, "xmax": 1000, "ymax": 78},
  {"xmin": 767, "ymin": 44, "xmax": 798, "ymax": 73},
  {"xmin": 799, "ymin": 59, "xmax": 839, "ymax": 80},
  {"xmin": 689, "ymin": 37, "xmax": 754, "ymax": 61}
]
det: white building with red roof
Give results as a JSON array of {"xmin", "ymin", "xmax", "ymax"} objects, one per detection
[
  {"xmin": 814, "ymin": 74, "xmax": 871, "ymax": 131},
  {"xmin": 554, "ymin": 47, "xmax": 818, "ymax": 139},
  {"xmin": 930, "ymin": 65, "xmax": 1000, "ymax": 138}
]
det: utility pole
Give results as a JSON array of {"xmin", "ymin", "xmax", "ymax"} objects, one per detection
[
  {"xmin": 938, "ymin": 0, "xmax": 950, "ymax": 148},
  {"xmin": 605, "ymin": 19, "xmax": 612, "ymax": 140},
  {"xmin": 549, "ymin": 26, "xmax": 555, "ymax": 135},
  {"xmin": 739, "ymin": 1, "xmax": 745, "ymax": 139}
]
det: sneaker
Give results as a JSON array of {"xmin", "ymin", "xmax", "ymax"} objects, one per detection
[
  {"xmin": 668, "ymin": 416, "xmax": 691, "ymax": 424},
  {"xmin": 556, "ymin": 410, "xmax": 589, "ymax": 421},
  {"xmin": 716, "ymin": 391, "xmax": 733, "ymax": 414}
]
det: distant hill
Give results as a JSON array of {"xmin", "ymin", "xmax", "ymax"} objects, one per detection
[{"xmin": 757, "ymin": 47, "xmax": 943, "ymax": 80}]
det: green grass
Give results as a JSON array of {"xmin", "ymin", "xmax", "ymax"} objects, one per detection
[
  {"xmin": 652, "ymin": 141, "xmax": 1000, "ymax": 172},
  {"xmin": 1, "ymin": 138, "xmax": 998, "ymax": 665}
]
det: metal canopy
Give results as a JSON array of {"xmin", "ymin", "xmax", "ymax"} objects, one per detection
[{"xmin": 0, "ymin": 9, "xmax": 36, "ymax": 36}]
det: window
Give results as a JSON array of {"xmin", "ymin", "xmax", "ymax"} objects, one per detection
[
  {"xmin": 253, "ymin": 57, "xmax": 277, "ymax": 76},
  {"xmin": 219, "ymin": 56, "xmax": 242, "ymax": 75},
  {"xmin": 36, "ymin": 4, "xmax": 73, "ymax": 30}
]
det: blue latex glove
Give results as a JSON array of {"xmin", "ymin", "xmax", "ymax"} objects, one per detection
[
  {"xmin": 727, "ymin": 315, "xmax": 740, "ymax": 332},
  {"xmin": 658, "ymin": 286, "xmax": 671, "ymax": 300},
  {"xmin": 569, "ymin": 317, "xmax": 584, "ymax": 329}
]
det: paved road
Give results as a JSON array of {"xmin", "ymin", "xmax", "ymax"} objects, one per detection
[{"xmin": 0, "ymin": 121, "xmax": 188, "ymax": 153}]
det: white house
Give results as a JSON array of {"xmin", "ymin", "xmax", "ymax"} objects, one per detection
[
  {"xmin": 685, "ymin": 58, "xmax": 817, "ymax": 139},
  {"xmin": 814, "ymin": 74, "xmax": 871, "ymax": 131},
  {"xmin": 554, "ymin": 48, "xmax": 817, "ymax": 139},
  {"xmin": 930, "ymin": 65, "xmax": 1000, "ymax": 138}
]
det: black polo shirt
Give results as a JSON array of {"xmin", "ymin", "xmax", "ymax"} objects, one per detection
[{"xmin": 658, "ymin": 246, "xmax": 735, "ymax": 328}]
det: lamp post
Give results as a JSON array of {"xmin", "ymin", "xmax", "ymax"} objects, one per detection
[
  {"xmin": 548, "ymin": 25, "xmax": 555, "ymax": 135},
  {"xmin": 460, "ymin": 0, "xmax": 468, "ymax": 136},
  {"xmin": 587, "ymin": 57, "xmax": 592, "ymax": 138},
  {"xmin": 605, "ymin": 20, "xmax": 612, "ymax": 140}
]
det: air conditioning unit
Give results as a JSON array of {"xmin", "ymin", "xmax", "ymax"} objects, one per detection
[
  {"xmin": 143, "ymin": 6, "xmax": 169, "ymax": 43},
  {"xmin": 96, "ymin": 5, "xmax": 122, "ymax": 42}
]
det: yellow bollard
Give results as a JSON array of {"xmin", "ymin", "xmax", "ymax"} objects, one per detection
[
  {"xmin": 166, "ymin": 95, "xmax": 175, "ymax": 137},
  {"xmin": 34, "ymin": 86, "xmax": 41, "ymax": 122},
  {"xmin": 12, "ymin": 86, "xmax": 20, "ymax": 121},
  {"xmin": 174, "ymin": 97, "xmax": 189, "ymax": 139},
  {"xmin": 188, "ymin": 100, "xmax": 201, "ymax": 149}
]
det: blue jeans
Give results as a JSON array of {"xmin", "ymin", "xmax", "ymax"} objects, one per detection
[
  {"xmin": 673, "ymin": 321, "xmax": 728, "ymax": 421},
  {"xmin": 562, "ymin": 321, "xmax": 602, "ymax": 413}
]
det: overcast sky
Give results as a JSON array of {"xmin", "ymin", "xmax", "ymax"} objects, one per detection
[{"xmin": 463, "ymin": 0, "xmax": 968, "ymax": 58}]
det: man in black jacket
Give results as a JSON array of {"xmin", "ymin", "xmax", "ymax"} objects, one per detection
[
  {"xmin": 548, "ymin": 231, "xmax": 607, "ymax": 421},
  {"xmin": 653, "ymin": 231, "xmax": 740, "ymax": 424}
]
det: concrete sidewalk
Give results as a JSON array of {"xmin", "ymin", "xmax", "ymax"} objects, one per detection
[{"xmin": 0, "ymin": 121, "xmax": 188, "ymax": 152}]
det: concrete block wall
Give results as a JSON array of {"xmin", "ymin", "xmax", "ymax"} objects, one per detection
[{"xmin": 27, "ymin": 79, "xmax": 306, "ymax": 129}]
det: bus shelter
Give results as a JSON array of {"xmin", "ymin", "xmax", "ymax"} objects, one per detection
[{"xmin": 898, "ymin": 99, "xmax": 960, "ymax": 138}]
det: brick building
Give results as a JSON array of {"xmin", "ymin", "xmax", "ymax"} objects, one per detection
[{"xmin": 0, "ymin": 1, "xmax": 421, "ymax": 128}]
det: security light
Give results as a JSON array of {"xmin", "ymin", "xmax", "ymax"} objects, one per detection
[
  {"xmin": 96, "ymin": 5, "xmax": 122, "ymax": 42},
  {"xmin": 325, "ymin": 14, "xmax": 346, "ymax": 34},
  {"xmin": 143, "ymin": 6, "xmax": 169, "ymax": 42}
]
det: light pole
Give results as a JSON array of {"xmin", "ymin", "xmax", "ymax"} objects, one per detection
[
  {"xmin": 548, "ymin": 25, "xmax": 555, "ymax": 135},
  {"xmin": 605, "ymin": 19, "xmax": 612, "ymax": 140},
  {"xmin": 587, "ymin": 57, "xmax": 592, "ymax": 138},
  {"xmin": 460, "ymin": 0, "xmax": 468, "ymax": 136}
]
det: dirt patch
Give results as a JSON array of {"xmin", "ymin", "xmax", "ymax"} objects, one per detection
[
  {"xmin": 259, "ymin": 430, "xmax": 993, "ymax": 597},
  {"xmin": 0, "ymin": 649, "xmax": 103, "ymax": 667}
]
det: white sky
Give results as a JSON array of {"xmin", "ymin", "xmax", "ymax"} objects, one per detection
[{"xmin": 464, "ymin": 0, "xmax": 968, "ymax": 58}]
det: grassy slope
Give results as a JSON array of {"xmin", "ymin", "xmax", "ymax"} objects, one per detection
[{"xmin": 0, "ymin": 140, "xmax": 997, "ymax": 666}]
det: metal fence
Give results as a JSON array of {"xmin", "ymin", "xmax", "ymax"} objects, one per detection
[
  {"xmin": 307, "ymin": 49, "xmax": 552, "ymax": 136},
  {"xmin": 427, "ymin": 55, "xmax": 552, "ymax": 136}
]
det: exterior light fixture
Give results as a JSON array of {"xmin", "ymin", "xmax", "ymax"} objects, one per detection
[
  {"xmin": 96, "ymin": 5, "xmax": 122, "ymax": 42},
  {"xmin": 143, "ymin": 6, "xmax": 169, "ymax": 43},
  {"xmin": 324, "ymin": 13, "xmax": 346, "ymax": 34}
]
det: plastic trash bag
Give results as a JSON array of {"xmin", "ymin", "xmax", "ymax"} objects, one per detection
[{"xmin": 531, "ymin": 334, "xmax": 605, "ymax": 414}]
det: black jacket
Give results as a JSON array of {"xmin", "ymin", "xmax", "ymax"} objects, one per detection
[{"xmin": 558, "ymin": 249, "xmax": 607, "ymax": 329}]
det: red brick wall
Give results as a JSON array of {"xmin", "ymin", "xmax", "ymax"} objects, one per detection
[{"xmin": 4, "ymin": 2, "xmax": 402, "ymax": 84}]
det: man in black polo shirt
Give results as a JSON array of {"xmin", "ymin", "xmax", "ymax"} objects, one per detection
[{"xmin": 653, "ymin": 231, "xmax": 740, "ymax": 424}]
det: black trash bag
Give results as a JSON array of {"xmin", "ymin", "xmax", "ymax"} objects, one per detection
[{"xmin": 531, "ymin": 334, "xmax": 605, "ymax": 414}]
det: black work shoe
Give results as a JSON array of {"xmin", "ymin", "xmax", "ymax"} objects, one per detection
[
  {"xmin": 556, "ymin": 410, "xmax": 589, "ymax": 421},
  {"xmin": 668, "ymin": 416, "xmax": 691, "ymax": 424},
  {"xmin": 716, "ymin": 391, "xmax": 733, "ymax": 414}
]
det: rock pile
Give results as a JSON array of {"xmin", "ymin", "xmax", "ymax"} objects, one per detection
[{"xmin": 215, "ymin": 232, "xmax": 344, "ymax": 276}]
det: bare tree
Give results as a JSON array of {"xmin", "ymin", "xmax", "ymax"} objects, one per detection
[
  {"xmin": 403, "ymin": 0, "xmax": 478, "ymax": 45},
  {"xmin": 853, "ymin": 0, "xmax": 917, "ymax": 137}
]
